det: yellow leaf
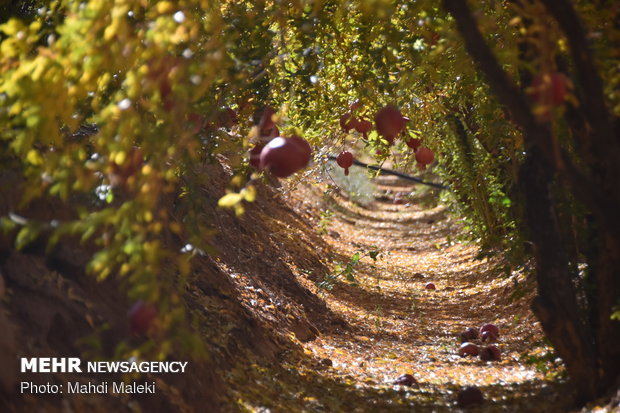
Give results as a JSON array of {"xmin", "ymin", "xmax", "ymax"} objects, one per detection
[
  {"xmin": 241, "ymin": 185, "xmax": 256, "ymax": 202},
  {"xmin": 218, "ymin": 193, "xmax": 243, "ymax": 208},
  {"xmin": 26, "ymin": 149, "xmax": 43, "ymax": 165}
]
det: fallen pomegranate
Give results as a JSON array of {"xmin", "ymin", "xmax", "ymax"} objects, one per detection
[
  {"xmin": 481, "ymin": 331, "xmax": 498, "ymax": 343},
  {"xmin": 425, "ymin": 282, "xmax": 436, "ymax": 290},
  {"xmin": 458, "ymin": 342, "xmax": 479, "ymax": 357},
  {"xmin": 460, "ymin": 327, "xmax": 479, "ymax": 342},
  {"xmin": 393, "ymin": 374, "xmax": 417, "ymax": 386},
  {"xmin": 128, "ymin": 301, "xmax": 157, "ymax": 336},
  {"xmin": 415, "ymin": 147, "xmax": 434, "ymax": 165},
  {"xmin": 259, "ymin": 136, "xmax": 312, "ymax": 178},
  {"xmin": 457, "ymin": 386, "xmax": 484, "ymax": 407},
  {"xmin": 479, "ymin": 344, "xmax": 501, "ymax": 361},
  {"xmin": 375, "ymin": 105, "xmax": 408, "ymax": 142},
  {"xmin": 480, "ymin": 323, "xmax": 500, "ymax": 338},
  {"xmin": 336, "ymin": 151, "xmax": 354, "ymax": 176}
]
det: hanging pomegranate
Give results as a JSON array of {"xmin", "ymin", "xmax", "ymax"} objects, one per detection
[{"xmin": 336, "ymin": 151, "xmax": 354, "ymax": 176}]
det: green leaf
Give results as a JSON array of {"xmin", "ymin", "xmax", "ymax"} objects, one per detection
[{"xmin": 15, "ymin": 224, "xmax": 41, "ymax": 250}]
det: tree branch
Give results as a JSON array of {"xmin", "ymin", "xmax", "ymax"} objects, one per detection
[
  {"xmin": 539, "ymin": 0, "xmax": 616, "ymax": 146},
  {"xmin": 442, "ymin": 0, "xmax": 541, "ymax": 143}
]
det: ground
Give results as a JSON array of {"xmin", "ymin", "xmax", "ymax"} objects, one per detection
[
  {"xmin": 1, "ymin": 159, "xmax": 613, "ymax": 412},
  {"xmin": 225, "ymin": 168, "xmax": 572, "ymax": 412}
]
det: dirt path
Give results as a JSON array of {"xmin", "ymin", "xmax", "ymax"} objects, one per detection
[{"xmin": 289, "ymin": 174, "xmax": 570, "ymax": 412}]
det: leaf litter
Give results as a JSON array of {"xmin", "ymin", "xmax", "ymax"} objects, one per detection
[{"xmin": 228, "ymin": 173, "xmax": 574, "ymax": 412}]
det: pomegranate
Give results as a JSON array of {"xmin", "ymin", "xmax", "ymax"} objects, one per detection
[
  {"xmin": 259, "ymin": 136, "xmax": 312, "ymax": 178},
  {"xmin": 481, "ymin": 331, "xmax": 498, "ymax": 343},
  {"xmin": 375, "ymin": 105, "xmax": 408, "ymax": 141},
  {"xmin": 393, "ymin": 374, "xmax": 417, "ymax": 386},
  {"xmin": 109, "ymin": 147, "xmax": 144, "ymax": 188},
  {"xmin": 479, "ymin": 344, "xmax": 501, "ymax": 361},
  {"xmin": 186, "ymin": 112, "xmax": 205, "ymax": 134},
  {"xmin": 458, "ymin": 342, "xmax": 479, "ymax": 357},
  {"xmin": 415, "ymin": 147, "xmax": 435, "ymax": 165},
  {"xmin": 128, "ymin": 301, "xmax": 157, "ymax": 336},
  {"xmin": 457, "ymin": 386, "xmax": 484, "ymax": 407},
  {"xmin": 258, "ymin": 106, "xmax": 277, "ymax": 136},
  {"xmin": 336, "ymin": 151, "xmax": 354, "ymax": 176},
  {"xmin": 249, "ymin": 144, "xmax": 264, "ymax": 168},
  {"xmin": 529, "ymin": 72, "xmax": 568, "ymax": 106},
  {"xmin": 349, "ymin": 100, "xmax": 362, "ymax": 111},
  {"xmin": 217, "ymin": 107, "xmax": 238, "ymax": 129},
  {"xmin": 340, "ymin": 113, "xmax": 359, "ymax": 132},
  {"xmin": 405, "ymin": 138, "xmax": 422, "ymax": 151},
  {"xmin": 355, "ymin": 119, "xmax": 373, "ymax": 134},
  {"xmin": 479, "ymin": 323, "xmax": 500, "ymax": 338},
  {"xmin": 460, "ymin": 327, "xmax": 479, "ymax": 342}
]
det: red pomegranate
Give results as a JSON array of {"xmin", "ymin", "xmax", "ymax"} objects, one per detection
[
  {"xmin": 457, "ymin": 386, "xmax": 484, "ymax": 407},
  {"xmin": 460, "ymin": 327, "xmax": 479, "ymax": 342},
  {"xmin": 480, "ymin": 323, "xmax": 500, "ymax": 338},
  {"xmin": 415, "ymin": 147, "xmax": 435, "ymax": 165},
  {"xmin": 217, "ymin": 107, "xmax": 238, "ymax": 129},
  {"xmin": 340, "ymin": 113, "xmax": 359, "ymax": 132},
  {"xmin": 128, "ymin": 301, "xmax": 157, "ymax": 336},
  {"xmin": 355, "ymin": 119, "xmax": 373, "ymax": 134},
  {"xmin": 186, "ymin": 112, "xmax": 205, "ymax": 134},
  {"xmin": 529, "ymin": 72, "xmax": 568, "ymax": 106},
  {"xmin": 375, "ymin": 105, "xmax": 408, "ymax": 141},
  {"xmin": 458, "ymin": 342, "xmax": 479, "ymax": 357},
  {"xmin": 393, "ymin": 374, "xmax": 417, "ymax": 386},
  {"xmin": 249, "ymin": 144, "xmax": 264, "ymax": 168},
  {"xmin": 349, "ymin": 100, "xmax": 362, "ymax": 111},
  {"xmin": 479, "ymin": 344, "xmax": 501, "ymax": 361},
  {"xmin": 258, "ymin": 106, "xmax": 277, "ymax": 136},
  {"xmin": 259, "ymin": 136, "xmax": 312, "ymax": 178},
  {"xmin": 481, "ymin": 331, "xmax": 498, "ymax": 343},
  {"xmin": 405, "ymin": 138, "xmax": 422, "ymax": 151},
  {"xmin": 336, "ymin": 151, "xmax": 354, "ymax": 176}
]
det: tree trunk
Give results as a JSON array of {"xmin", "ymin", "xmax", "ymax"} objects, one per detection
[
  {"xmin": 442, "ymin": 0, "xmax": 620, "ymax": 403},
  {"xmin": 518, "ymin": 150, "xmax": 598, "ymax": 403}
]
